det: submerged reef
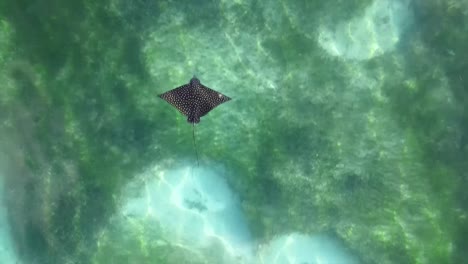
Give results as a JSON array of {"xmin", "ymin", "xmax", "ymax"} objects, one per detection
[{"xmin": 0, "ymin": 0, "xmax": 467, "ymax": 263}]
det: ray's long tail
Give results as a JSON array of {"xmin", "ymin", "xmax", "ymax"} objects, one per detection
[{"xmin": 192, "ymin": 124, "xmax": 199, "ymax": 167}]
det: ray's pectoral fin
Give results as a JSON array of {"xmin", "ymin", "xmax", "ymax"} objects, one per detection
[
  {"xmin": 158, "ymin": 84, "xmax": 192, "ymax": 117},
  {"xmin": 198, "ymin": 84, "xmax": 231, "ymax": 117}
]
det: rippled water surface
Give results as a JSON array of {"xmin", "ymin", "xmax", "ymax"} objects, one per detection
[{"xmin": 1, "ymin": 0, "xmax": 467, "ymax": 263}]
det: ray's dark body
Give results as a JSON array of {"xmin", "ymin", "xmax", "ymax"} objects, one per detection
[{"xmin": 158, "ymin": 77, "xmax": 231, "ymax": 123}]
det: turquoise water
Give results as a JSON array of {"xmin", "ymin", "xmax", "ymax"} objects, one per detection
[{"xmin": 0, "ymin": 0, "xmax": 467, "ymax": 263}]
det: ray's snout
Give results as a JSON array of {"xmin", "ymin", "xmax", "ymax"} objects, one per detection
[{"xmin": 190, "ymin": 76, "xmax": 200, "ymax": 86}]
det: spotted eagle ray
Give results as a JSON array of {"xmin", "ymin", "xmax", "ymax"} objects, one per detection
[{"xmin": 158, "ymin": 76, "xmax": 231, "ymax": 165}]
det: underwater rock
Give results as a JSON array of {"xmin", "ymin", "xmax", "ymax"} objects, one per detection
[
  {"xmin": 121, "ymin": 164, "xmax": 254, "ymax": 263},
  {"xmin": 258, "ymin": 233, "xmax": 358, "ymax": 264},
  {"xmin": 317, "ymin": 0, "xmax": 413, "ymax": 60}
]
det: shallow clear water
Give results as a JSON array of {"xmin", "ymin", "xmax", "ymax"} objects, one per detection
[{"xmin": 1, "ymin": 0, "xmax": 467, "ymax": 263}]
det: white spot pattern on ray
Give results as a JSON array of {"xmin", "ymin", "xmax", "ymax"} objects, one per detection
[{"xmin": 158, "ymin": 77, "xmax": 231, "ymax": 123}]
